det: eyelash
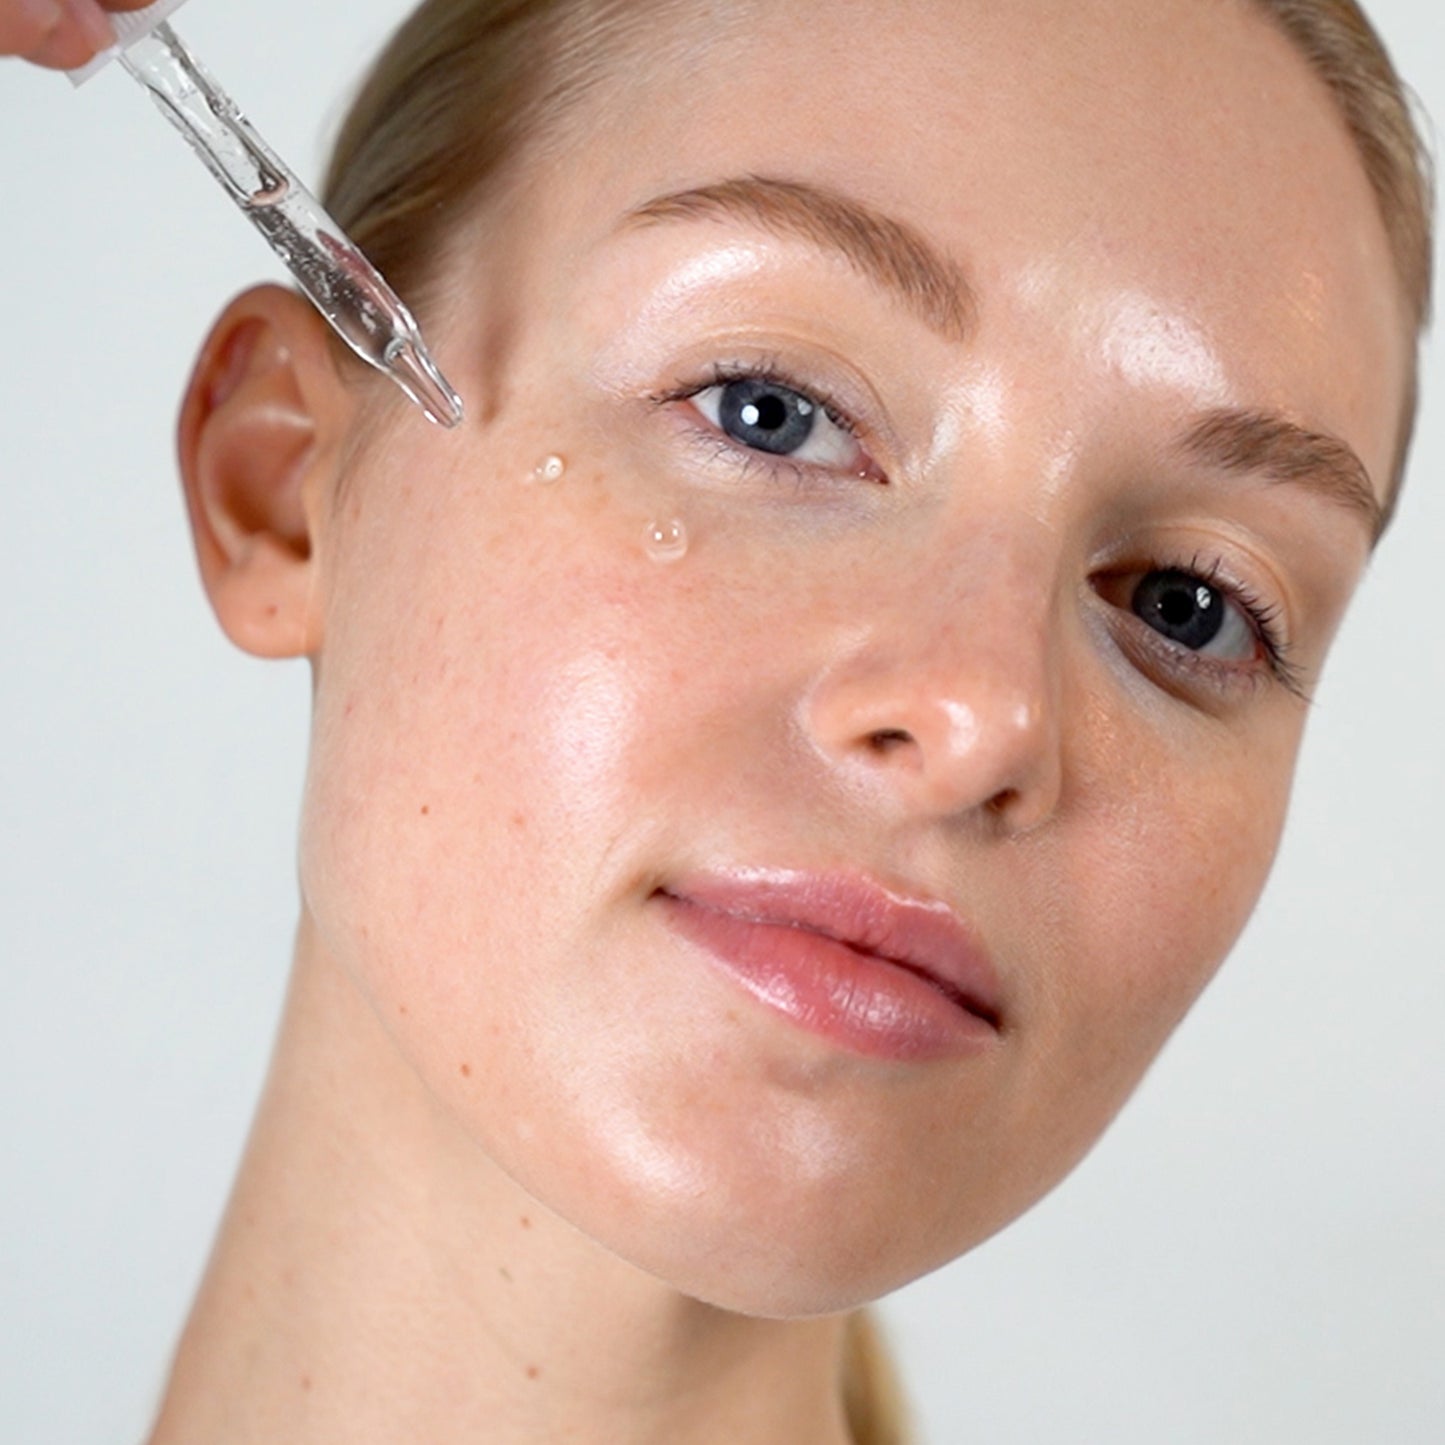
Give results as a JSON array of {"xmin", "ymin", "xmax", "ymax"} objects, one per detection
[
  {"xmin": 1123, "ymin": 552, "xmax": 1308, "ymax": 702},
  {"xmin": 648, "ymin": 358, "xmax": 877, "ymax": 486},
  {"xmin": 647, "ymin": 362, "xmax": 1306, "ymax": 701}
]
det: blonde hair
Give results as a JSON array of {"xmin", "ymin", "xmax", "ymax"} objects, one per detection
[
  {"xmin": 1249, "ymin": 0, "xmax": 1434, "ymax": 523},
  {"xmin": 318, "ymin": 2, "xmax": 1434, "ymax": 1438}
]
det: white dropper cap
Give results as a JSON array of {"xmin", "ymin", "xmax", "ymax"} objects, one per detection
[{"xmin": 68, "ymin": 0, "xmax": 191, "ymax": 86}]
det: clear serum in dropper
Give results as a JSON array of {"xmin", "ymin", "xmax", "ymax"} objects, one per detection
[{"xmin": 70, "ymin": 3, "xmax": 463, "ymax": 429}]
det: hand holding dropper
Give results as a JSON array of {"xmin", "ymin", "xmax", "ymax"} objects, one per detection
[
  {"xmin": 2, "ymin": 0, "xmax": 151, "ymax": 70},
  {"xmin": 3, "ymin": 0, "xmax": 464, "ymax": 428}
]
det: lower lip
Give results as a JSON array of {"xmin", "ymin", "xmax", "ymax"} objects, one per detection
[{"xmin": 656, "ymin": 893, "xmax": 999, "ymax": 1062}]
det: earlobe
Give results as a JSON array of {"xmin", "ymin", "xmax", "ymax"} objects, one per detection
[{"xmin": 178, "ymin": 283, "xmax": 349, "ymax": 659}]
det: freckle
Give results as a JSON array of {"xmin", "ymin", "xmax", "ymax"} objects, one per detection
[
  {"xmin": 420, "ymin": 804, "xmax": 431, "ymax": 816},
  {"xmin": 265, "ymin": 603, "xmax": 279, "ymax": 618},
  {"xmin": 300, "ymin": 1375, "xmax": 313, "ymax": 1392},
  {"xmin": 520, "ymin": 1215, "xmax": 532, "ymax": 1229},
  {"xmin": 499, "ymin": 1266, "xmax": 513, "ymax": 1282},
  {"xmin": 398, "ymin": 1003, "xmax": 408, "ymax": 1016},
  {"xmin": 510, "ymin": 810, "xmax": 528, "ymax": 831},
  {"xmin": 460, "ymin": 1062, "xmax": 472, "ymax": 1078},
  {"xmin": 526, "ymin": 1365, "xmax": 540, "ymax": 1380}
]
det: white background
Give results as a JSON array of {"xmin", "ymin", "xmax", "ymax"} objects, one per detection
[{"xmin": 1, "ymin": 2, "xmax": 1440, "ymax": 1440}]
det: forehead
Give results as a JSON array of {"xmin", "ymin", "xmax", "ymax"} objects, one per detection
[{"xmin": 522, "ymin": 0, "xmax": 1407, "ymax": 492}]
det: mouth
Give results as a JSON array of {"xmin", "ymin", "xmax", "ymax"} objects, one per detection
[{"xmin": 654, "ymin": 867, "xmax": 1003, "ymax": 1061}]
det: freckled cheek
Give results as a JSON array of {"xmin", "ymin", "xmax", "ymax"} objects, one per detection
[{"xmin": 302, "ymin": 507, "xmax": 761, "ymax": 932}]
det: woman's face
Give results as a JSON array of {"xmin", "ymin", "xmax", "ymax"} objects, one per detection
[{"xmin": 296, "ymin": 0, "xmax": 1406, "ymax": 1313}]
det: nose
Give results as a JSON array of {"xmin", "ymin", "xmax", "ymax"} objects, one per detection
[{"xmin": 802, "ymin": 588, "xmax": 1064, "ymax": 833}]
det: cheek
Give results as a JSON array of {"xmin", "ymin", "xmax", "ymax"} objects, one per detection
[
  {"xmin": 1093, "ymin": 727, "xmax": 1292, "ymax": 1010},
  {"xmin": 295, "ymin": 447, "xmax": 770, "ymax": 1049},
  {"xmin": 866, "ymin": 706, "xmax": 1305, "ymax": 1274},
  {"xmin": 1011, "ymin": 709, "xmax": 1298, "ymax": 1163}
]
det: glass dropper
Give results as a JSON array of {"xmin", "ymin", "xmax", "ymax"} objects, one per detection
[{"xmin": 115, "ymin": 21, "xmax": 463, "ymax": 428}]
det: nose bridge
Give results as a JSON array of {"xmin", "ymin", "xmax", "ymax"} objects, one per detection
[{"xmin": 804, "ymin": 532, "xmax": 1064, "ymax": 829}]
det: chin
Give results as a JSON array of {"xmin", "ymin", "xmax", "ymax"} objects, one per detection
[
  {"xmin": 550, "ymin": 1156, "xmax": 987, "ymax": 1320},
  {"xmin": 548, "ymin": 1084, "xmax": 1129, "ymax": 1320},
  {"xmin": 638, "ymin": 1239, "xmax": 908, "ymax": 1320}
]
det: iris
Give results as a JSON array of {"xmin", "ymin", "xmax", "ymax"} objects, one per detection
[{"xmin": 717, "ymin": 378, "xmax": 818, "ymax": 455}]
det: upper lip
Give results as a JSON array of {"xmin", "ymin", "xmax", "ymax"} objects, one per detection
[{"xmin": 658, "ymin": 867, "xmax": 1003, "ymax": 1030}]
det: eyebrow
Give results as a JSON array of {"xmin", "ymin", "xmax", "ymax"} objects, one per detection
[
  {"xmin": 622, "ymin": 174, "xmax": 977, "ymax": 342},
  {"xmin": 622, "ymin": 178, "xmax": 1383, "ymax": 541},
  {"xmin": 1177, "ymin": 409, "xmax": 1384, "ymax": 543}
]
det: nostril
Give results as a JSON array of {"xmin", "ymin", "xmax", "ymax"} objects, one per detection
[
  {"xmin": 867, "ymin": 728, "xmax": 915, "ymax": 753},
  {"xmin": 986, "ymin": 787, "xmax": 1020, "ymax": 815}
]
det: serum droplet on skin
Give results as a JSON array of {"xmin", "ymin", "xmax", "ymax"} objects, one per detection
[
  {"xmin": 643, "ymin": 518, "xmax": 688, "ymax": 563},
  {"xmin": 530, "ymin": 453, "xmax": 567, "ymax": 483}
]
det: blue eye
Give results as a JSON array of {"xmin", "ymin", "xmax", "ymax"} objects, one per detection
[
  {"xmin": 1097, "ymin": 556, "xmax": 1306, "ymax": 699},
  {"xmin": 1131, "ymin": 569, "xmax": 1258, "ymax": 660},
  {"xmin": 714, "ymin": 378, "xmax": 818, "ymax": 454},
  {"xmin": 688, "ymin": 374, "xmax": 872, "ymax": 474}
]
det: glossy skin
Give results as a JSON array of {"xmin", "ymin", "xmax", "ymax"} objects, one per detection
[
  {"xmin": 162, "ymin": 0, "xmax": 1408, "ymax": 1439},
  {"xmin": 298, "ymin": 0, "xmax": 1403, "ymax": 1304}
]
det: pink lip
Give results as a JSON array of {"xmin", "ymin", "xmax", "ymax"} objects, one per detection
[{"xmin": 655, "ymin": 869, "xmax": 1003, "ymax": 1062}]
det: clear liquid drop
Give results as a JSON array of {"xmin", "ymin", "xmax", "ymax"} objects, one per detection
[
  {"xmin": 643, "ymin": 518, "xmax": 689, "ymax": 563},
  {"xmin": 530, "ymin": 454, "xmax": 567, "ymax": 484}
]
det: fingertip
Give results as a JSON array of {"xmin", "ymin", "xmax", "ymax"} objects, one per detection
[
  {"xmin": 64, "ymin": 0, "xmax": 115, "ymax": 55},
  {"xmin": 19, "ymin": 0, "xmax": 64, "ymax": 29},
  {"xmin": 0, "ymin": 0, "xmax": 59, "ymax": 60},
  {"xmin": 16, "ymin": 0, "xmax": 115, "ymax": 68}
]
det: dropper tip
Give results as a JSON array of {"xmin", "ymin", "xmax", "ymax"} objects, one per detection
[{"xmin": 383, "ymin": 336, "xmax": 465, "ymax": 429}]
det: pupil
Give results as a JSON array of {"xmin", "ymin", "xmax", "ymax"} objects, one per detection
[
  {"xmin": 1159, "ymin": 591, "xmax": 1198, "ymax": 626},
  {"xmin": 719, "ymin": 379, "xmax": 817, "ymax": 455},
  {"xmin": 1133, "ymin": 570, "xmax": 1225, "ymax": 650},
  {"xmin": 750, "ymin": 395, "xmax": 788, "ymax": 431}
]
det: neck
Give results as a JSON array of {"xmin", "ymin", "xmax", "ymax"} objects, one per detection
[{"xmin": 147, "ymin": 916, "xmax": 854, "ymax": 1445}]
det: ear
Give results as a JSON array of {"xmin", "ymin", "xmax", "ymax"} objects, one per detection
[{"xmin": 177, "ymin": 283, "xmax": 352, "ymax": 659}]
